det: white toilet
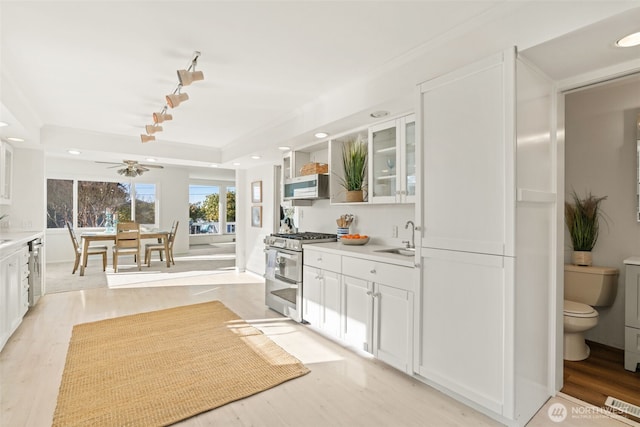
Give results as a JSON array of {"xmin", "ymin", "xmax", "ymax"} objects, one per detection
[{"xmin": 563, "ymin": 264, "xmax": 618, "ymax": 361}]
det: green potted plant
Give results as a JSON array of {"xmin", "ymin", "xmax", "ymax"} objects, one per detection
[
  {"xmin": 565, "ymin": 190, "xmax": 607, "ymax": 266},
  {"xmin": 340, "ymin": 135, "xmax": 367, "ymax": 202}
]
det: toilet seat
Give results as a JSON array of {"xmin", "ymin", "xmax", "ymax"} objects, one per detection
[{"xmin": 564, "ymin": 300, "xmax": 598, "ymax": 318}]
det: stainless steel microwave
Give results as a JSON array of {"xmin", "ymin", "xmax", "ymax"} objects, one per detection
[{"xmin": 283, "ymin": 174, "xmax": 329, "ymax": 200}]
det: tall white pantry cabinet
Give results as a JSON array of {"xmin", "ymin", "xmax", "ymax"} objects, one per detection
[{"xmin": 414, "ymin": 48, "xmax": 556, "ymax": 426}]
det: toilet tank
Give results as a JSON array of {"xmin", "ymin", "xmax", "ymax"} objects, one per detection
[{"xmin": 564, "ymin": 264, "xmax": 619, "ymax": 306}]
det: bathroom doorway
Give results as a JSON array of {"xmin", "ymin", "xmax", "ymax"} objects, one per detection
[{"xmin": 561, "ymin": 72, "xmax": 640, "ymax": 421}]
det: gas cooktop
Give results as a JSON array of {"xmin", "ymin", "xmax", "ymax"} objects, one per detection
[{"xmin": 265, "ymin": 231, "xmax": 337, "ymax": 251}]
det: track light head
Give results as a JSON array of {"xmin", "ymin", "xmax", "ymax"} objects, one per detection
[
  {"xmin": 145, "ymin": 124, "xmax": 163, "ymax": 134},
  {"xmin": 177, "ymin": 69, "xmax": 204, "ymax": 86},
  {"xmin": 166, "ymin": 92, "xmax": 189, "ymax": 108},
  {"xmin": 140, "ymin": 134, "xmax": 156, "ymax": 143},
  {"xmin": 153, "ymin": 111, "xmax": 173, "ymax": 123}
]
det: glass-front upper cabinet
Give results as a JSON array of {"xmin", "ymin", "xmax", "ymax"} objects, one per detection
[{"xmin": 368, "ymin": 114, "xmax": 415, "ymax": 204}]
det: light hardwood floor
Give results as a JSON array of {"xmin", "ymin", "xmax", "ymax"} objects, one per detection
[{"xmin": 1, "ymin": 266, "xmax": 637, "ymax": 426}]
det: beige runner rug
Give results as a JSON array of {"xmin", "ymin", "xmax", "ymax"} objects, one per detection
[{"xmin": 53, "ymin": 301, "xmax": 309, "ymax": 426}]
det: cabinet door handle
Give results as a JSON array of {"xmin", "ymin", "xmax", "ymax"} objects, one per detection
[
  {"xmin": 317, "ymin": 257, "xmax": 322, "ymax": 262},
  {"xmin": 366, "ymin": 291, "xmax": 373, "ymax": 296},
  {"xmin": 373, "ymin": 292, "xmax": 381, "ymax": 298},
  {"xmin": 370, "ymin": 269, "xmax": 376, "ymax": 274}
]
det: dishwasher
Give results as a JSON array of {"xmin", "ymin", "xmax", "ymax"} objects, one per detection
[{"xmin": 28, "ymin": 237, "xmax": 43, "ymax": 307}]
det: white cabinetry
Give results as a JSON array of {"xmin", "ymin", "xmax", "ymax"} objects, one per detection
[
  {"xmin": 416, "ymin": 49, "xmax": 554, "ymax": 425},
  {"xmin": 302, "ymin": 246, "xmax": 415, "ymax": 373},
  {"xmin": 624, "ymin": 262, "xmax": 640, "ymax": 371},
  {"xmin": 341, "ymin": 256, "xmax": 414, "ymax": 373},
  {"xmin": 0, "ymin": 140, "xmax": 13, "ymax": 204},
  {"xmin": 302, "ymin": 249, "xmax": 342, "ymax": 339},
  {"xmin": 1, "ymin": 244, "xmax": 29, "ymax": 350},
  {"xmin": 368, "ymin": 114, "xmax": 415, "ymax": 204}
]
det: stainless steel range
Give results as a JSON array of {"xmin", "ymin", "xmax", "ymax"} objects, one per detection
[{"xmin": 264, "ymin": 232, "xmax": 336, "ymax": 322}]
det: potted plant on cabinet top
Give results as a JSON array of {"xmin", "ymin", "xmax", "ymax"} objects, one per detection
[
  {"xmin": 565, "ymin": 190, "xmax": 607, "ymax": 266},
  {"xmin": 340, "ymin": 135, "xmax": 368, "ymax": 202}
]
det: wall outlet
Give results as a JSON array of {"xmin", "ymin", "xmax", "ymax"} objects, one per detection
[{"xmin": 392, "ymin": 225, "xmax": 398, "ymax": 238}]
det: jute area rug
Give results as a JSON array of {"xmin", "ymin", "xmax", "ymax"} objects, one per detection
[{"xmin": 52, "ymin": 301, "xmax": 310, "ymax": 426}]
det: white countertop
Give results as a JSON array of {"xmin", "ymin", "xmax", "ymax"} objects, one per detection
[
  {"xmin": 0, "ymin": 230, "xmax": 44, "ymax": 256},
  {"xmin": 304, "ymin": 242, "xmax": 416, "ymax": 268}
]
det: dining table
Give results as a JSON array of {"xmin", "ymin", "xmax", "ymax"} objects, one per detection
[{"xmin": 79, "ymin": 230, "xmax": 170, "ymax": 276}]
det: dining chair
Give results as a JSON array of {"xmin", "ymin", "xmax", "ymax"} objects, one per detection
[
  {"xmin": 113, "ymin": 221, "xmax": 141, "ymax": 272},
  {"xmin": 66, "ymin": 221, "xmax": 108, "ymax": 274},
  {"xmin": 144, "ymin": 220, "xmax": 179, "ymax": 267}
]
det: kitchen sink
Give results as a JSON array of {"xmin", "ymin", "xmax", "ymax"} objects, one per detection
[{"xmin": 374, "ymin": 247, "xmax": 415, "ymax": 257}]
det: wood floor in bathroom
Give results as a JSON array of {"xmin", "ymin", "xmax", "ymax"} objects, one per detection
[{"xmin": 562, "ymin": 340, "xmax": 640, "ymax": 423}]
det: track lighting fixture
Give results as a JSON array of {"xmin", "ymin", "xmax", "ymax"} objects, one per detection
[
  {"xmin": 177, "ymin": 69, "xmax": 204, "ymax": 86},
  {"xmin": 140, "ymin": 51, "xmax": 203, "ymax": 142},
  {"xmin": 153, "ymin": 108, "xmax": 173, "ymax": 124},
  {"xmin": 145, "ymin": 124, "xmax": 163, "ymax": 134},
  {"xmin": 166, "ymin": 88, "xmax": 189, "ymax": 109}
]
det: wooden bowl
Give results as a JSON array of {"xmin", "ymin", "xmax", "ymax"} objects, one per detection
[{"xmin": 340, "ymin": 236, "xmax": 370, "ymax": 246}]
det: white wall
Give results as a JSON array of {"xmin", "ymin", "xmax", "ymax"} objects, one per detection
[
  {"xmin": 565, "ymin": 77, "xmax": 640, "ymax": 349},
  {"xmin": 238, "ymin": 164, "xmax": 277, "ymax": 275}
]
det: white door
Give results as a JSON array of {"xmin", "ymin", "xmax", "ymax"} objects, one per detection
[
  {"xmin": 374, "ymin": 283, "xmax": 413, "ymax": 373},
  {"xmin": 420, "ymin": 51, "xmax": 515, "ymax": 256},
  {"xmin": 342, "ymin": 274, "xmax": 372, "ymax": 352},
  {"xmin": 417, "ymin": 248, "xmax": 512, "ymax": 415}
]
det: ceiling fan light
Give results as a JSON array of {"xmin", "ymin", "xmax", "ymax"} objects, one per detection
[
  {"xmin": 177, "ymin": 69, "xmax": 204, "ymax": 86},
  {"xmin": 140, "ymin": 134, "xmax": 156, "ymax": 143},
  {"xmin": 145, "ymin": 124, "xmax": 163, "ymax": 134},
  {"xmin": 153, "ymin": 112, "xmax": 173, "ymax": 123},
  {"xmin": 166, "ymin": 92, "xmax": 189, "ymax": 108}
]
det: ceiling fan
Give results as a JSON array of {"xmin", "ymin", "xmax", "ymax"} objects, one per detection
[{"xmin": 96, "ymin": 160, "xmax": 164, "ymax": 177}]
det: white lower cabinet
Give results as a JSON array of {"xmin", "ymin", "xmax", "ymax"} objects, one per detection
[
  {"xmin": 303, "ymin": 248, "xmax": 415, "ymax": 374},
  {"xmin": 373, "ymin": 282, "xmax": 413, "ymax": 373},
  {"xmin": 341, "ymin": 275, "xmax": 372, "ymax": 352},
  {"xmin": 302, "ymin": 262, "xmax": 341, "ymax": 340},
  {"xmin": 1, "ymin": 245, "xmax": 29, "ymax": 351},
  {"xmin": 417, "ymin": 248, "xmax": 512, "ymax": 415}
]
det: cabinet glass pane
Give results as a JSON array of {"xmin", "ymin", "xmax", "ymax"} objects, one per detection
[
  {"xmin": 372, "ymin": 126, "xmax": 396, "ymax": 198},
  {"xmin": 405, "ymin": 121, "xmax": 416, "ymax": 197}
]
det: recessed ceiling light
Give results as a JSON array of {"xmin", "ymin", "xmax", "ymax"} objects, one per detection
[
  {"xmin": 0, "ymin": 122, "xmax": 8, "ymax": 127},
  {"xmin": 7, "ymin": 137, "xmax": 24, "ymax": 142},
  {"xmin": 278, "ymin": 146, "xmax": 291, "ymax": 151},
  {"xmin": 209, "ymin": 164, "xmax": 219, "ymax": 168},
  {"xmin": 251, "ymin": 155, "xmax": 261, "ymax": 160},
  {"xmin": 616, "ymin": 31, "xmax": 640, "ymax": 47},
  {"xmin": 145, "ymin": 158, "xmax": 156, "ymax": 162},
  {"xmin": 314, "ymin": 132, "xmax": 329, "ymax": 139},
  {"xmin": 232, "ymin": 162, "xmax": 241, "ymax": 166},
  {"xmin": 68, "ymin": 150, "xmax": 81, "ymax": 155},
  {"xmin": 370, "ymin": 110, "xmax": 389, "ymax": 118}
]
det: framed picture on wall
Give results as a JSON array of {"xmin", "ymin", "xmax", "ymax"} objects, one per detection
[
  {"xmin": 251, "ymin": 181, "xmax": 262, "ymax": 203},
  {"xmin": 251, "ymin": 205, "xmax": 262, "ymax": 227}
]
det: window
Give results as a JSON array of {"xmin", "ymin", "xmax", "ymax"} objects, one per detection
[
  {"xmin": 189, "ymin": 184, "xmax": 219, "ymax": 234},
  {"xmin": 47, "ymin": 179, "xmax": 157, "ymax": 228},
  {"xmin": 226, "ymin": 186, "xmax": 236, "ymax": 233},
  {"xmin": 47, "ymin": 179, "xmax": 73, "ymax": 228}
]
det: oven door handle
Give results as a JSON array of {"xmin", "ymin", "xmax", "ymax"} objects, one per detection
[
  {"xmin": 276, "ymin": 252, "xmax": 296, "ymax": 260},
  {"xmin": 273, "ymin": 275, "xmax": 299, "ymax": 285}
]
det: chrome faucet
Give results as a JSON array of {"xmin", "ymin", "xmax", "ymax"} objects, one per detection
[{"xmin": 404, "ymin": 220, "xmax": 415, "ymax": 249}]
